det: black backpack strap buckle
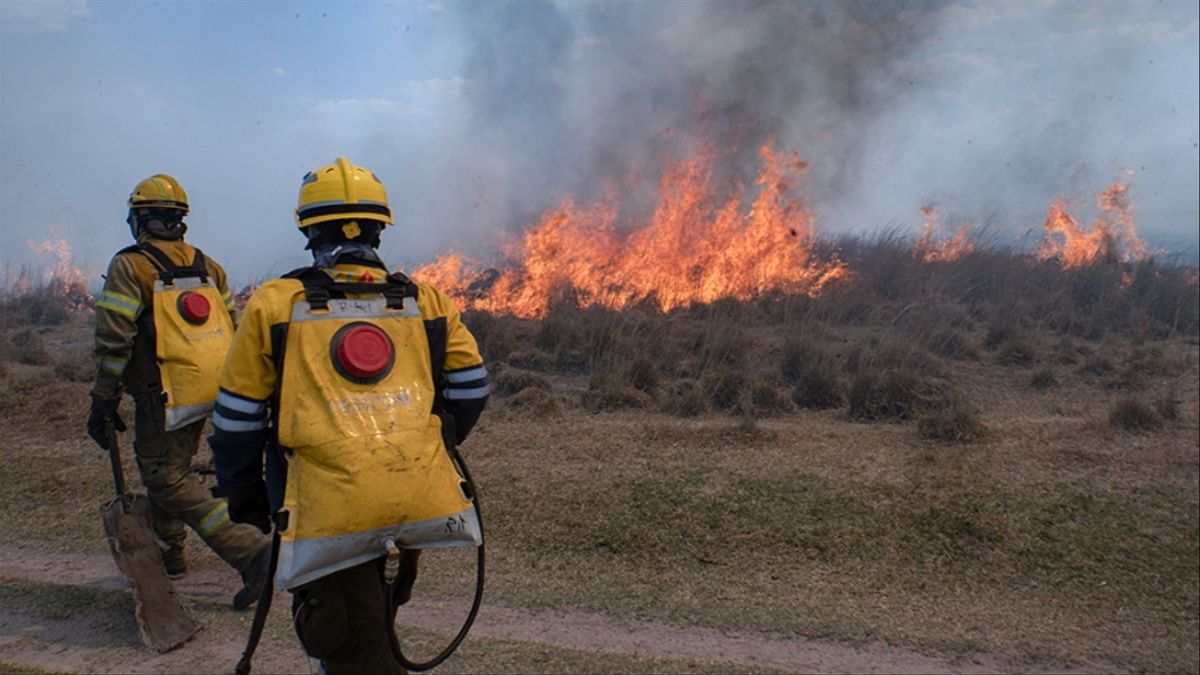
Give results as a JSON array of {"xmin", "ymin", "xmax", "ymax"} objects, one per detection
[
  {"xmin": 383, "ymin": 285, "xmax": 406, "ymax": 310},
  {"xmin": 304, "ymin": 285, "xmax": 330, "ymax": 311}
]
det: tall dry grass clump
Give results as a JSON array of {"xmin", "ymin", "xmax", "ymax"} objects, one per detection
[{"xmin": 455, "ymin": 234, "xmax": 1197, "ymax": 422}]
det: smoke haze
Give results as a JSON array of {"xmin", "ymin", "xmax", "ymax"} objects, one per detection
[{"xmin": 1, "ymin": 0, "xmax": 1197, "ymax": 283}]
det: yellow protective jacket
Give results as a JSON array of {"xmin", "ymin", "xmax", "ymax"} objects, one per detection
[
  {"xmin": 92, "ymin": 239, "xmax": 236, "ymax": 400},
  {"xmin": 209, "ymin": 258, "xmax": 490, "ymax": 589}
]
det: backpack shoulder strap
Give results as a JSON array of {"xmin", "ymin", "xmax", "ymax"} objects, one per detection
[
  {"xmin": 284, "ymin": 266, "xmax": 417, "ymax": 311},
  {"xmin": 135, "ymin": 243, "xmax": 210, "ymax": 284}
]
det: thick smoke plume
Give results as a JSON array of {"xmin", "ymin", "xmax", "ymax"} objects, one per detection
[{"xmin": 443, "ymin": 1, "xmax": 944, "ymax": 248}]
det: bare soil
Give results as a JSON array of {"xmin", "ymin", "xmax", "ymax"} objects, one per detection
[{"xmin": 0, "ymin": 546, "xmax": 1120, "ymax": 674}]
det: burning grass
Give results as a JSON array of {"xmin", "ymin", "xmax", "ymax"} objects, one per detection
[{"xmin": 0, "ymin": 230, "xmax": 1196, "ymax": 672}]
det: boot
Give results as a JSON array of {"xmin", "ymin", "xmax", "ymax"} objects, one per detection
[
  {"xmin": 233, "ymin": 544, "xmax": 271, "ymax": 611},
  {"xmin": 161, "ymin": 544, "xmax": 187, "ymax": 580}
]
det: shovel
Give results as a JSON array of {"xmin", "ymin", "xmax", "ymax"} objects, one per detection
[{"xmin": 101, "ymin": 422, "xmax": 202, "ymax": 652}]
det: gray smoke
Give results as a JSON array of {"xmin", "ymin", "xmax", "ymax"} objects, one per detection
[
  {"xmin": 440, "ymin": 1, "xmax": 946, "ymax": 245},
  {"xmin": 377, "ymin": 0, "xmax": 1197, "ymax": 268}
]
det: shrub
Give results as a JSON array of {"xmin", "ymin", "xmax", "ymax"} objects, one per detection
[
  {"xmin": 1029, "ymin": 367, "xmax": 1057, "ymax": 389},
  {"xmin": 7, "ymin": 328, "xmax": 52, "ymax": 366},
  {"xmin": 0, "ymin": 370, "xmax": 40, "ymax": 415},
  {"xmin": 660, "ymin": 380, "xmax": 708, "ymax": 417},
  {"xmin": 780, "ymin": 335, "xmax": 824, "ymax": 380},
  {"xmin": 927, "ymin": 328, "xmax": 978, "ymax": 360},
  {"xmin": 1103, "ymin": 366, "xmax": 1145, "ymax": 391},
  {"xmin": 1051, "ymin": 337, "xmax": 1083, "ymax": 364},
  {"xmin": 749, "ymin": 382, "xmax": 794, "ymax": 417},
  {"xmin": 501, "ymin": 387, "xmax": 561, "ymax": 417},
  {"xmin": 492, "ymin": 368, "xmax": 551, "ymax": 397},
  {"xmin": 701, "ymin": 369, "xmax": 747, "ymax": 412},
  {"xmin": 1108, "ymin": 397, "xmax": 1159, "ymax": 432},
  {"xmin": 694, "ymin": 322, "xmax": 748, "ymax": 372},
  {"xmin": 917, "ymin": 405, "xmax": 988, "ymax": 443},
  {"xmin": 463, "ymin": 311, "xmax": 522, "ymax": 362},
  {"xmin": 848, "ymin": 369, "xmax": 940, "ymax": 421},
  {"xmin": 995, "ymin": 337, "xmax": 1038, "ymax": 368},
  {"xmin": 625, "ymin": 358, "xmax": 660, "ymax": 393},
  {"xmin": 0, "ymin": 288, "xmax": 73, "ymax": 326},
  {"xmin": 506, "ymin": 350, "xmax": 556, "ymax": 372},
  {"xmin": 1078, "ymin": 355, "xmax": 1115, "ymax": 376},
  {"xmin": 54, "ymin": 357, "xmax": 92, "ymax": 383},
  {"xmin": 582, "ymin": 371, "xmax": 650, "ymax": 411},
  {"xmin": 791, "ymin": 362, "xmax": 844, "ymax": 410},
  {"xmin": 983, "ymin": 319, "xmax": 1016, "ymax": 350},
  {"xmin": 1153, "ymin": 396, "xmax": 1180, "ymax": 421}
]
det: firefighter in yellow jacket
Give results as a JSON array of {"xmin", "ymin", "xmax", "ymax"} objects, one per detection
[
  {"xmin": 209, "ymin": 158, "xmax": 489, "ymax": 674},
  {"xmin": 87, "ymin": 174, "xmax": 271, "ymax": 608}
]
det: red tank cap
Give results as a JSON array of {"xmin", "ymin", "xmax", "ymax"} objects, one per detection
[
  {"xmin": 178, "ymin": 291, "xmax": 211, "ymax": 325},
  {"xmin": 335, "ymin": 324, "xmax": 393, "ymax": 380}
]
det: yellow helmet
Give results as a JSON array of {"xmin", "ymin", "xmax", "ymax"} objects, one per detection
[
  {"xmin": 295, "ymin": 157, "xmax": 393, "ymax": 229},
  {"xmin": 128, "ymin": 174, "xmax": 189, "ymax": 213}
]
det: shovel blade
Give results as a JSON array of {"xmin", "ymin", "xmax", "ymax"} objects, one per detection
[{"xmin": 102, "ymin": 494, "xmax": 202, "ymax": 652}]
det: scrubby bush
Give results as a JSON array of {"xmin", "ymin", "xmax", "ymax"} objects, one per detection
[
  {"xmin": 917, "ymin": 406, "xmax": 987, "ymax": 443},
  {"xmin": 660, "ymin": 380, "xmax": 708, "ymax": 417},
  {"xmin": 1078, "ymin": 355, "xmax": 1116, "ymax": 377},
  {"xmin": 1103, "ymin": 366, "xmax": 1145, "ymax": 391},
  {"xmin": 780, "ymin": 335, "xmax": 825, "ymax": 380},
  {"xmin": 1051, "ymin": 337, "xmax": 1084, "ymax": 364},
  {"xmin": 927, "ymin": 328, "xmax": 978, "ymax": 360},
  {"xmin": 790, "ymin": 362, "xmax": 844, "ymax": 410},
  {"xmin": 0, "ymin": 287, "xmax": 74, "ymax": 326},
  {"xmin": 492, "ymin": 368, "xmax": 551, "ymax": 397},
  {"xmin": 1108, "ymin": 397, "xmax": 1159, "ymax": 432},
  {"xmin": 625, "ymin": 358, "xmax": 660, "ymax": 393},
  {"xmin": 0, "ymin": 370, "xmax": 40, "ymax": 415},
  {"xmin": 501, "ymin": 387, "xmax": 561, "ymax": 417},
  {"xmin": 582, "ymin": 370, "xmax": 650, "ymax": 411},
  {"xmin": 1029, "ymin": 367, "xmax": 1057, "ymax": 390},
  {"xmin": 995, "ymin": 336, "xmax": 1038, "ymax": 368},
  {"xmin": 701, "ymin": 368, "xmax": 747, "ymax": 412},
  {"xmin": 749, "ymin": 382, "xmax": 794, "ymax": 417},
  {"xmin": 1153, "ymin": 396, "xmax": 1180, "ymax": 421},
  {"xmin": 6, "ymin": 328, "xmax": 52, "ymax": 366},
  {"xmin": 54, "ymin": 356, "xmax": 92, "ymax": 383},
  {"xmin": 844, "ymin": 367, "xmax": 945, "ymax": 420}
]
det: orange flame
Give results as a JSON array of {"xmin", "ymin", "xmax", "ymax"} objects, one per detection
[
  {"xmin": 914, "ymin": 203, "xmax": 973, "ymax": 263},
  {"xmin": 413, "ymin": 140, "xmax": 847, "ymax": 318},
  {"xmin": 1039, "ymin": 181, "xmax": 1145, "ymax": 268},
  {"xmin": 1, "ymin": 226, "xmax": 94, "ymax": 310}
]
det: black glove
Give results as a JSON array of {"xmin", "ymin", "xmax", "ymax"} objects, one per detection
[
  {"xmin": 226, "ymin": 483, "xmax": 271, "ymax": 534},
  {"xmin": 87, "ymin": 394, "xmax": 126, "ymax": 450}
]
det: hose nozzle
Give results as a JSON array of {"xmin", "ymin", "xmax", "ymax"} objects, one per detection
[{"xmin": 383, "ymin": 537, "xmax": 400, "ymax": 584}]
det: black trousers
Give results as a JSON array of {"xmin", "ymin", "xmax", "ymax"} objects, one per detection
[{"xmin": 291, "ymin": 551, "xmax": 420, "ymax": 675}]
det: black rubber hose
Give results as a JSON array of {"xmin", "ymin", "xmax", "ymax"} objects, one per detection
[
  {"xmin": 385, "ymin": 450, "xmax": 484, "ymax": 672},
  {"xmin": 235, "ymin": 530, "xmax": 281, "ymax": 675}
]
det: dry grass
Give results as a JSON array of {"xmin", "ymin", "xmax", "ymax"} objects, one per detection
[{"xmin": 2, "ymin": 243, "xmax": 1197, "ymax": 672}]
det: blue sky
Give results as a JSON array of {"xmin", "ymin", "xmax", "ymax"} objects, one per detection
[{"xmin": 2, "ymin": 0, "xmax": 1197, "ymax": 285}]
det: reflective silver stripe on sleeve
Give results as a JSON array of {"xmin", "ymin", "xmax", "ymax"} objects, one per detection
[
  {"xmin": 212, "ymin": 411, "xmax": 268, "ymax": 432},
  {"xmin": 96, "ymin": 291, "xmax": 141, "ymax": 319},
  {"xmin": 443, "ymin": 385, "xmax": 490, "ymax": 400},
  {"xmin": 217, "ymin": 390, "xmax": 266, "ymax": 415},
  {"xmin": 98, "ymin": 355, "xmax": 129, "ymax": 376},
  {"xmin": 446, "ymin": 365, "xmax": 487, "ymax": 384}
]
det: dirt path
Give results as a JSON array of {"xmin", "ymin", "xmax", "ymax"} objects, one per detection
[{"xmin": 0, "ymin": 546, "xmax": 1122, "ymax": 674}]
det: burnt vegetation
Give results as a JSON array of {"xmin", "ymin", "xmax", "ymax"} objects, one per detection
[{"xmin": 467, "ymin": 237, "xmax": 1198, "ymax": 442}]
